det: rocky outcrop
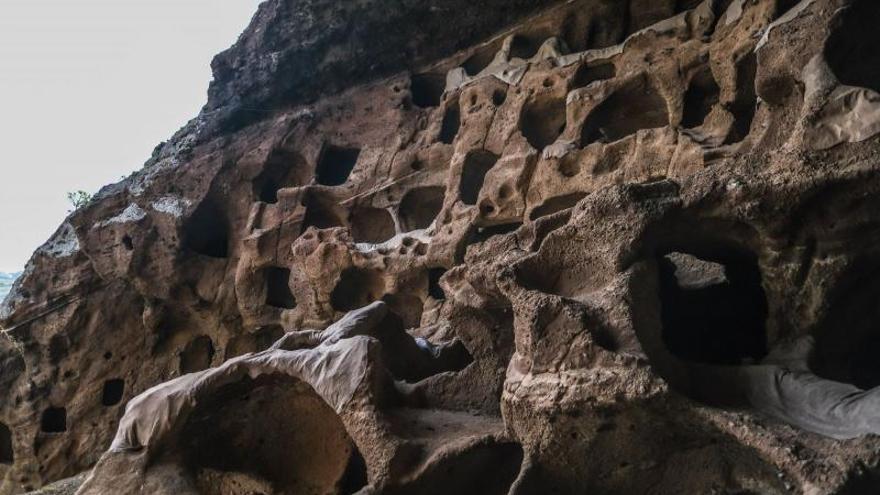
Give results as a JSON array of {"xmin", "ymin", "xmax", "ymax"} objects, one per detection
[{"xmin": 4, "ymin": 0, "xmax": 880, "ymax": 493}]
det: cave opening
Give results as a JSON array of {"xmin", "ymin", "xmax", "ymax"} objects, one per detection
[
  {"xmin": 581, "ymin": 77, "xmax": 669, "ymax": 145},
  {"xmin": 520, "ymin": 95, "xmax": 567, "ymax": 150},
  {"xmin": 509, "ymin": 34, "xmax": 543, "ymax": 60},
  {"xmin": 0, "ymin": 423, "xmax": 12, "ymax": 464},
  {"xmin": 724, "ymin": 52, "xmax": 757, "ymax": 144},
  {"xmin": 40, "ymin": 407, "xmax": 67, "ymax": 434},
  {"xmin": 183, "ymin": 198, "xmax": 229, "ymax": 258},
  {"xmin": 385, "ymin": 441, "xmax": 524, "ymax": 495},
  {"xmin": 462, "ymin": 42, "xmax": 501, "ymax": 76},
  {"xmin": 459, "ymin": 150, "xmax": 500, "ymax": 206},
  {"xmin": 428, "ymin": 268, "xmax": 447, "ymax": 300},
  {"xmin": 316, "ymin": 145, "xmax": 360, "ymax": 186},
  {"xmin": 570, "ymin": 62, "xmax": 616, "ymax": 90},
  {"xmin": 180, "ymin": 336, "xmax": 215, "ymax": 374},
  {"xmin": 411, "ymin": 73, "xmax": 446, "ymax": 108},
  {"xmin": 350, "ymin": 206, "xmax": 396, "ymax": 244},
  {"xmin": 399, "ymin": 186, "xmax": 445, "ymax": 232},
  {"xmin": 265, "ymin": 267, "xmax": 297, "ymax": 310},
  {"xmin": 824, "ymin": 0, "xmax": 880, "ymax": 94},
  {"xmin": 330, "ymin": 268, "xmax": 386, "ymax": 312},
  {"xmin": 254, "ymin": 149, "xmax": 309, "ymax": 204},
  {"xmin": 301, "ymin": 190, "xmax": 346, "ymax": 234},
  {"xmin": 183, "ymin": 375, "xmax": 367, "ymax": 495},
  {"xmin": 101, "ymin": 378, "xmax": 125, "ymax": 407},
  {"xmin": 439, "ymin": 101, "xmax": 461, "ymax": 145},
  {"xmin": 529, "ymin": 193, "xmax": 587, "ymax": 221},
  {"xmin": 681, "ymin": 65, "xmax": 720, "ymax": 129},
  {"xmin": 656, "ymin": 250, "xmax": 768, "ymax": 365},
  {"xmin": 811, "ymin": 264, "xmax": 880, "ymax": 389}
]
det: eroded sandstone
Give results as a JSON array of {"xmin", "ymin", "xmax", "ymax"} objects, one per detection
[{"xmin": 4, "ymin": 0, "xmax": 880, "ymax": 493}]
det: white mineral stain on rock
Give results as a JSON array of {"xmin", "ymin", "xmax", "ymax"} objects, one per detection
[{"xmin": 151, "ymin": 196, "xmax": 191, "ymax": 217}]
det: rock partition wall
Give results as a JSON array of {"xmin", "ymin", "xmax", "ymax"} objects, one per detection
[{"xmin": 4, "ymin": 0, "xmax": 880, "ymax": 493}]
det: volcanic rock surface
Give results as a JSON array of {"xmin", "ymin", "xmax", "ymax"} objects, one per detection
[{"xmin": 4, "ymin": 0, "xmax": 880, "ymax": 493}]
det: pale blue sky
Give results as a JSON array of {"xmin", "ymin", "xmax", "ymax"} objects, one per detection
[{"xmin": 0, "ymin": 0, "xmax": 263, "ymax": 273}]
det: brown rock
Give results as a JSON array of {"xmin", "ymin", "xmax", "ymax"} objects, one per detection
[{"xmin": 3, "ymin": 0, "xmax": 880, "ymax": 493}]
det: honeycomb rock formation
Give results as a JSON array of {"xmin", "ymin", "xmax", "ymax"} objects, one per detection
[{"xmin": 4, "ymin": 0, "xmax": 880, "ymax": 493}]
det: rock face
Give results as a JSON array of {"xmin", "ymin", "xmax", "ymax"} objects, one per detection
[{"xmin": 4, "ymin": 0, "xmax": 880, "ymax": 493}]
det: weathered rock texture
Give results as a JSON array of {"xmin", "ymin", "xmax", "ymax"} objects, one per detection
[{"xmin": 4, "ymin": 0, "xmax": 880, "ymax": 493}]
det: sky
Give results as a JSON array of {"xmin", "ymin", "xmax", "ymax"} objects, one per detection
[{"xmin": 0, "ymin": 0, "xmax": 264, "ymax": 273}]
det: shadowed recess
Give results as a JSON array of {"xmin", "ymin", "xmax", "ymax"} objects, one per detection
[
  {"xmin": 331, "ymin": 268, "xmax": 386, "ymax": 312},
  {"xmin": 811, "ymin": 263, "xmax": 880, "ymax": 389},
  {"xmin": 570, "ymin": 62, "xmax": 616, "ymax": 89},
  {"xmin": 41, "ymin": 407, "xmax": 67, "ymax": 434},
  {"xmin": 411, "ymin": 73, "xmax": 446, "ymax": 108},
  {"xmin": 265, "ymin": 267, "xmax": 296, "ymax": 310},
  {"xmin": 724, "ymin": 52, "xmax": 757, "ymax": 144},
  {"xmin": 824, "ymin": 0, "xmax": 880, "ymax": 94},
  {"xmin": 581, "ymin": 76, "xmax": 669, "ymax": 145},
  {"xmin": 182, "ymin": 375, "xmax": 367, "ymax": 495},
  {"xmin": 350, "ymin": 206, "xmax": 396, "ymax": 244},
  {"xmin": 101, "ymin": 379, "xmax": 125, "ymax": 407},
  {"xmin": 530, "ymin": 193, "xmax": 587, "ymax": 220},
  {"xmin": 428, "ymin": 268, "xmax": 447, "ymax": 300},
  {"xmin": 682, "ymin": 65, "xmax": 720, "ymax": 129},
  {"xmin": 316, "ymin": 145, "xmax": 361, "ymax": 186},
  {"xmin": 657, "ymin": 250, "xmax": 768, "ymax": 365},
  {"xmin": 254, "ymin": 149, "xmax": 310, "ymax": 204},
  {"xmin": 399, "ymin": 186, "xmax": 445, "ymax": 232},
  {"xmin": 184, "ymin": 197, "xmax": 230, "ymax": 258},
  {"xmin": 460, "ymin": 150, "xmax": 500, "ymax": 206},
  {"xmin": 0, "ymin": 423, "xmax": 12, "ymax": 464},
  {"xmin": 384, "ymin": 442, "xmax": 524, "ymax": 495},
  {"xmin": 440, "ymin": 99, "xmax": 462, "ymax": 145},
  {"xmin": 520, "ymin": 95, "xmax": 567, "ymax": 150},
  {"xmin": 180, "ymin": 336, "xmax": 215, "ymax": 374}
]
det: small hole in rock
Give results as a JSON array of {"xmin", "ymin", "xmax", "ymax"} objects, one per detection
[
  {"xmin": 811, "ymin": 263, "xmax": 880, "ymax": 389},
  {"xmin": 428, "ymin": 268, "xmax": 447, "ymax": 300},
  {"xmin": 657, "ymin": 250, "xmax": 768, "ymax": 365},
  {"xmin": 101, "ymin": 379, "xmax": 125, "ymax": 406},
  {"xmin": 682, "ymin": 65, "xmax": 720, "ymax": 129},
  {"xmin": 571, "ymin": 62, "xmax": 616, "ymax": 89},
  {"xmin": 121, "ymin": 235, "xmax": 133, "ymax": 251},
  {"xmin": 350, "ymin": 207, "xmax": 396, "ymax": 244},
  {"xmin": 0, "ymin": 423, "xmax": 13, "ymax": 464},
  {"xmin": 411, "ymin": 73, "xmax": 446, "ymax": 108},
  {"xmin": 492, "ymin": 90, "xmax": 507, "ymax": 106},
  {"xmin": 382, "ymin": 293, "xmax": 425, "ymax": 328},
  {"xmin": 331, "ymin": 268, "xmax": 385, "ymax": 312},
  {"xmin": 521, "ymin": 95, "xmax": 567, "ymax": 150},
  {"xmin": 399, "ymin": 186, "xmax": 445, "ymax": 231},
  {"xmin": 180, "ymin": 336, "xmax": 215, "ymax": 374},
  {"xmin": 300, "ymin": 191, "xmax": 346, "ymax": 234},
  {"xmin": 40, "ymin": 407, "xmax": 67, "ymax": 433},
  {"xmin": 826, "ymin": 1, "xmax": 880, "ymax": 92},
  {"xmin": 530, "ymin": 193, "xmax": 587, "ymax": 220},
  {"xmin": 316, "ymin": 145, "xmax": 360, "ymax": 186},
  {"xmin": 462, "ymin": 43, "xmax": 500, "ymax": 76},
  {"xmin": 558, "ymin": 156, "xmax": 581, "ymax": 178},
  {"xmin": 510, "ymin": 34, "xmax": 542, "ymax": 60},
  {"xmin": 460, "ymin": 150, "xmax": 500, "ymax": 205},
  {"xmin": 184, "ymin": 198, "xmax": 229, "ymax": 258},
  {"xmin": 724, "ymin": 52, "xmax": 757, "ymax": 144},
  {"xmin": 265, "ymin": 267, "xmax": 296, "ymax": 310},
  {"xmin": 439, "ymin": 101, "xmax": 461, "ymax": 145},
  {"xmin": 254, "ymin": 149, "xmax": 309, "ymax": 203},
  {"xmin": 581, "ymin": 77, "xmax": 669, "ymax": 145}
]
